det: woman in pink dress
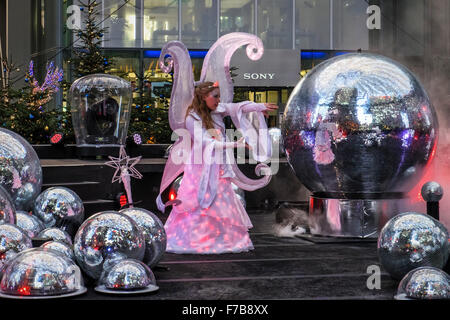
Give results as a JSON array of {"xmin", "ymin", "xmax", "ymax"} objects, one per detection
[
  {"xmin": 163, "ymin": 81, "xmax": 278, "ymax": 254},
  {"xmin": 156, "ymin": 32, "xmax": 277, "ymax": 254}
]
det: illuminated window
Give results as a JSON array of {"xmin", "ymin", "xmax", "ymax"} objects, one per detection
[
  {"xmin": 103, "ymin": 0, "xmax": 138, "ymax": 47},
  {"xmin": 220, "ymin": 0, "xmax": 254, "ymax": 35},
  {"xmin": 143, "ymin": 0, "xmax": 178, "ymax": 47},
  {"xmin": 181, "ymin": 0, "xmax": 218, "ymax": 49}
]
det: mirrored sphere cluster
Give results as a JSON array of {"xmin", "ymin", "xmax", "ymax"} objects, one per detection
[
  {"xmin": 397, "ymin": 267, "xmax": 450, "ymax": 300},
  {"xmin": 15, "ymin": 211, "xmax": 45, "ymax": 238},
  {"xmin": 99, "ymin": 259, "xmax": 156, "ymax": 290},
  {"xmin": 282, "ymin": 53, "xmax": 437, "ymax": 195},
  {"xmin": 0, "ymin": 248, "xmax": 84, "ymax": 297},
  {"xmin": 41, "ymin": 241, "xmax": 75, "ymax": 261},
  {"xmin": 73, "ymin": 211, "xmax": 145, "ymax": 279},
  {"xmin": 33, "ymin": 187, "xmax": 85, "ymax": 231},
  {"xmin": 0, "ymin": 128, "xmax": 43, "ymax": 211},
  {"xmin": 37, "ymin": 228, "xmax": 73, "ymax": 246},
  {"xmin": 120, "ymin": 207, "xmax": 166, "ymax": 268},
  {"xmin": 0, "ymin": 185, "xmax": 16, "ymax": 224},
  {"xmin": 0, "ymin": 224, "xmax": 32, "ymax": 270},
  {"xmin": 378, "ymin": 212, "xmax": 449, "ymax": 279}
]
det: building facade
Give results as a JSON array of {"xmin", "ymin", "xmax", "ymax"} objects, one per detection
[{"xmin": 2, "ymin": 0, "xmax": 449, "ymax": 128}]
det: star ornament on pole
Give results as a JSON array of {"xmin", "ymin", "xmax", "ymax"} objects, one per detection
[{"xmin": 105, "ymin": 146, "xmax": 143, "ymax": 208}]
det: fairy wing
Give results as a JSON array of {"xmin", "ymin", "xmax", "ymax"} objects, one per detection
[
  {"xmin": 200, "ymin": 32, "xmax": 264, "ymax": 103},
  {"xmin": 159, "ymin": 41, "xmax": 194, "ymax": 130}
]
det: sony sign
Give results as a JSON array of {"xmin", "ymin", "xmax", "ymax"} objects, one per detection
[
  {"xmin": 231, "ymin": 49, "xmax": 300, "ymax": 87},
  {"xmin": 243, "ymin": 73, "xmax": 275, "ymax": 80}
]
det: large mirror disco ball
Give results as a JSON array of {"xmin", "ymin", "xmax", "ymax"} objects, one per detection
[
  {"xmin": 0, "ymin": 128, "xmax": 43, "ymax": 211},
  {"xmin": 0, "ymin": 248, "xmax": 85, "ymax": 297},
  {"xmin": 378, "ymin": 212, "xmax": 449, "ymax": 279},
  {"xmin": 73, "ymin": 211, "xmax": 145, "ymax": 280},
  {"xmin": 282, "ymin": 53, "xmax": 437, "ymax": 195},
  {"xmin": 119, "ymin": 207, "xmax": 166, "ymax": 268},
  {"xmin": 33, "ymin": 187, "xmax": 85, "ymax": 232}
]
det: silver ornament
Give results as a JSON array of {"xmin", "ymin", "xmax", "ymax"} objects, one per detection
[
  {"xmin": 120, "ymin": 207, "xmax": 166, "ymax": 268},
  {"xmin": 164, "ymin": 144, "xmax": 173, "ymax": 159},
  {"xmin": 378, "ymin": 212, "xmax": 449, "ymax": 279},
  {"xmin": 32, "ymin": 187, "xmax": 85, "ymax": 232},
  {"xmin": 41, "ymin": 241, "xmax": 75, "ymax": 261},
  {"xmin": 37, "ymin": 228, "xmax": 73, "ymax": 246},
  {"xmin": 0, "ymin": 185, "xmax": 16, "ymax": 224},
  {"xmin": 396, "ymin": 267, "xmax": 450, "ymax": 300},
  {"xmin": 99, "ymin": 259, "xmax": 156, "ymax": 290},
  {"xmin": 73, "ymin": 211, "xmax": 145, "ymax": 280},
  {"xmin": 421, "ymin": 181, "xmax": 443, "ymax": 202},
  {"xmin": 15, "ymin": 211, "xmax": 45, "ymax": 238},
  {"xmin": 231, "ymin": 182, "xmax": 245, "ymax": 199},
  {"xmin": 282, "ymin": 53, "xmax": 437, "ymax": 195},
  {"xmin": 235, "ymin": 194, "xmax": 246, "ymax": 209},
  {"xmin": 0, "ymin": 223, "xmax": 32, "ymax": 270},
  {"xmin": 171, "ymin": 175, "xmax": 183, "ymax": 195},
  {"xmin": 0, "ymin": 248, "xmax": 85, "ymax": 297},
  {"xmin": 0, "ymin": 128, "xmax": 43, "ymax": 211}
]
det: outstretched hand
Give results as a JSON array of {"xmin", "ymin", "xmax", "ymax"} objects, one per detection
[{"xmin": 263, "ymin": 103, "xmax": 279, "ymax": 118}]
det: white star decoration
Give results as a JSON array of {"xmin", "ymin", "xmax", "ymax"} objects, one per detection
[{"xmin": 104, "ymin": 146, "xmax": 143, "ymax": 183}]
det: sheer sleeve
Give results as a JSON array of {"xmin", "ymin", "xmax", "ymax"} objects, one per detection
[
  {"xmin": 240, "ymin": 102, "xmax": 266, "ymax": 113},
  {"xmin": 185, "ymin": 113, "xmax": 240, "ymax": 149}
]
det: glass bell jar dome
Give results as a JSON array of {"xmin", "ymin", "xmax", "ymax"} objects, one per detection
[{"xmin": 69, "ymin": 74, "xmax": 132, "ymax": 151}]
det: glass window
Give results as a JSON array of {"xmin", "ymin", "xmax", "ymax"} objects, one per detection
[
  {"xmin": 104, "ymin": 50, "xmax": 140, "ymax": 83},
  {"xmin": 295, "ymin": 0, "xmax": 330, "ymax": 49},
  {"xmin": 181, "ymin": 0, "xmax": 218, "ymax": 49},
  {"xmin": 257, "ymin": 0, "xmax": 293, "ymax": 49},
  {"xmin": 143, "ymin": 0, "xmax": 178, "ymax": 48},
  {"xmin": 220, "ymin": 0, "xmax": 254, "ymax": 35},
  {"xmin": 142, "ymin": 57, "xmax": 172, "ymax": 99},
  {"xmin": 103, "ymin": 0, "xmax": 139, "ymax": 48},
  {"xmin": 332, "ymin": 0, "xmax": 369, "ymax": 50}
]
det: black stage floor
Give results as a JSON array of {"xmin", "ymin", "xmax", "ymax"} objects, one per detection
[{"xmin": 72, "ymin": 212, "xmax": 398, "ymax": 301}]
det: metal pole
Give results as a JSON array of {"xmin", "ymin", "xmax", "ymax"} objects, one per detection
[
  {"xmin": 292, "ymin": 0, "xmax": 295, "ymax": 50},
  {"xmin": 178, "ymin": 0, "xmax": 181, "ymax": 41},
  {"xmin": 329, "ymin": 0, "xmax": 333, "ymax": 50},
  {"xmin": 254, "ymin": 0, "xmax": 258, "ymax": 35},
  {"xmin": 0, "ymin": 33, "xmax": 5, "ymax": 88},
  {"xmin": 5, "ymin": 0, "xmax": 8, "ymax": 86},
  {"xmin": 217, "ymin": 0, "xmax": 220, "ymax": 40}
]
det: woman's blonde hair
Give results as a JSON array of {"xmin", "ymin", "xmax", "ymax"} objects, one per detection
[{"xmin": 185, "ymin": 81, "xmax": 219, "ymax": 130}]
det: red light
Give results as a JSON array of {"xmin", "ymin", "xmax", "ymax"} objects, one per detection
[
  {"xmin": 119, "ymin": 194, "xmax": 128, "ymax": 207},
  {"xmin": 169, "ymin": 191, "xmax": 176, "ymax": 201},
  {"xmin": 18, "ymin": 285, "xmax": 31, "ymax": 296},
  {"xmin": 50, "ymin": 133, "xmax": 63, "ymax": 144}
]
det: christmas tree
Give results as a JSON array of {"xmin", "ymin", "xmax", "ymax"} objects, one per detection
[
  {"xmin": 0, "ymin": 59, "xmax": 65, "ymax": 143},
  {"xmin": 68, "ymin": 0, "xmax": 113, "ymax": 77}
]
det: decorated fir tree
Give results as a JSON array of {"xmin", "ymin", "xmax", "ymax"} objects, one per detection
[
  {"xmin": 0, "ymin": 59, "xmax": 65, "ymax": 143},
  {"xmin": 68, "ymin": 0, "xmax": 113, "ymax": 77}
]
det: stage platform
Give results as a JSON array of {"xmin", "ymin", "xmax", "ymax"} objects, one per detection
[
  {"xmin": 36, "ymin": 158, "xmax": 402, "ymax": 301},
  {"xmin": 72, "ymin": 211, "xmax": 399, "ymax": 301}
]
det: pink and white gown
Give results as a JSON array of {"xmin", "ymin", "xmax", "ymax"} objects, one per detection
[{"xmin": 164, "ymin": 101, "xmax": 268, "ymax": 254}]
